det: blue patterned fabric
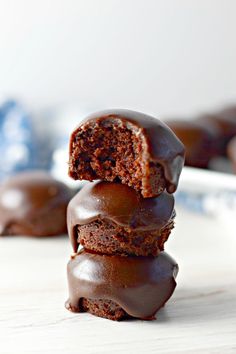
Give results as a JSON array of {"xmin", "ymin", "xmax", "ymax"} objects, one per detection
[
  {"xmin": 0, "ymin": 100, "xmax": 37, "ymax": 181},
  {"xmin": 175, "ymin": 191, "xmax": 206, "ymax": 214},
  {"xmin": 175, "ymin": 189, "xmax": 236, "ymax": 216}
]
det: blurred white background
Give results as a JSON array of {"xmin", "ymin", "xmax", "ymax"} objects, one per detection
[{"xmin": 0, "ymin": 0, "xmax": 236, "ymax": 117}]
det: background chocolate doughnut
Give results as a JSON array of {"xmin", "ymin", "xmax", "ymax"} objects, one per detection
[{"xmin": 0, "ymin": 171, "xmax": 73, "ymax": 237}]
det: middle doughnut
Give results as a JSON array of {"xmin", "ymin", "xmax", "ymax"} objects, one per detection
[{"xmin": 67, "ymin": 180, "xmax": 175, "ymax": 256}]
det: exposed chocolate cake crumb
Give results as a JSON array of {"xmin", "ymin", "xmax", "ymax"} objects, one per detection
[
  {"xmin": 80, "ymin": 299, "xmax": 128, "ymax": 321},
  {"xmin": 77, "ymin": 218, "xmax": 174, "ymax": 256}
]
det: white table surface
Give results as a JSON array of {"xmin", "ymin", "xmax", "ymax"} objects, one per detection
[{"xmin": 1, "ymin": 208, "xmax": 236, "ymax": 354}]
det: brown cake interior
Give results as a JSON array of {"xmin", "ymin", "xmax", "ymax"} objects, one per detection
[
  {"xmin": 80, "ymin": 298, "xmax": 128, "ymax": 321},
  {"xmin": 69, "ymin": 120, "xmax": 165, "ymax": 196},
  {"xmin": 77, "ymin": 219, "xmax": 174, "ymax": 256}
]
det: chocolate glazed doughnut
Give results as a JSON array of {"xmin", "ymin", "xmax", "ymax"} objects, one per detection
[
  {"xmin": 197, "ymin": 106, "xmax": 236, "ymax": 156},
  {"xmin": 166, "ymin": 120, "xmax": 220, "ymax": 169},
  {"xmin": 67, "ymin": 181, "xmax": 175, "ymax": 256},
  {"xmin": 0, "ymin": 171, "xmax": 73, "ymax": 236},
  {"xmin": 68, "ymin": 109, "xmax": 185, "ymax": 197},
  {"xmin": 66, "ymin": 250, "xmax": 178, "ymax": 321}
]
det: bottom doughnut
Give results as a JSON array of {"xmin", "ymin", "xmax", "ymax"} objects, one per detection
[{"xmin": 65, "ymin": 250, "xmax": 178, "ymax": 321}]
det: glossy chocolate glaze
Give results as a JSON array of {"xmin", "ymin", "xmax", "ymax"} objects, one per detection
[
  {"xmin": 69, "ymin": 109, "xmax": 185, "ymax": 194},
  {"xmin": 67, "ymin": 181, "xmax": 175, "ymax": 252},
  {"xmin": 66, "ymin": 250, "xmax": 178, "ymax": 319},
  {"xmin": 0, "ymin": 171, "xmax": 73, "ymax": 236}
]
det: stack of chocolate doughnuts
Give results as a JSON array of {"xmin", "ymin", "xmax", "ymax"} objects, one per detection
[{"xmin": 65, "ymin": 109, "xmax": 185, "ymax": 321}]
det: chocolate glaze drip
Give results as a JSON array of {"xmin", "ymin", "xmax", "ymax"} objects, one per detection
[
  {"xmin": 66, "ymin": 250, "xmax": 178, "ymax": 319},
  {"xmin": 69, "ymin": 109, "xmax": 185, "ymax": 194},
  {"xmin": 67, "ymin": 181, "xmax": 175, "ymax": 252},
  {"xmin": 0, "ymin": 171, "xmax": 73, "ymax": 236}
]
